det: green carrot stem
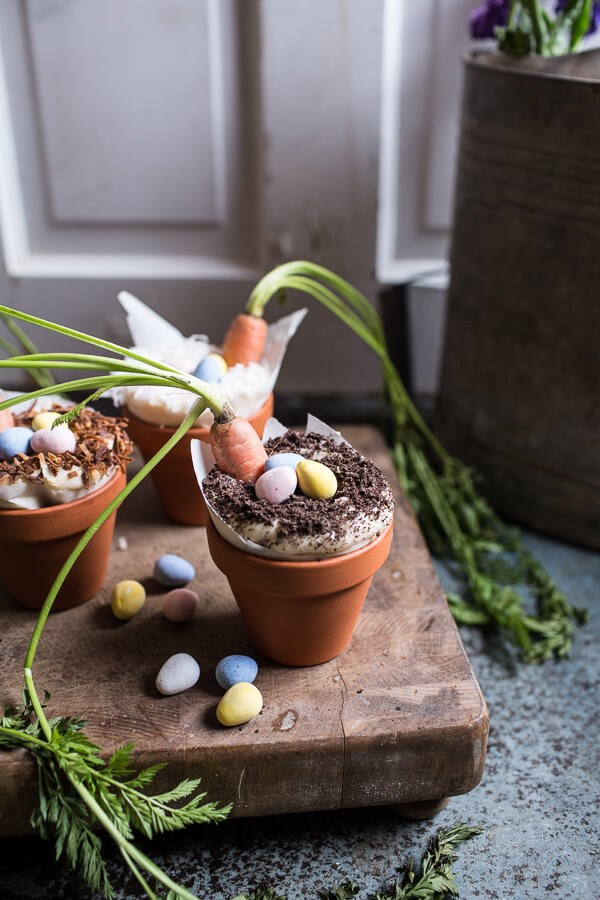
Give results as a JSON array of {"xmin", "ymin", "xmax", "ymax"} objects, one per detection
[
  {"xmin": 68, "ymin": 777, "xmax": 199, "ymax": 900},
  {"xmin": 246, "ymin": 261, "xmax": 450, "ymax": 461},
  {"xmin": 0, "ymin": 304, "xmax": 185, "ymax": 378},
  {"xmin": 1, "ymin": 352, "xmax": 183, "ymax": 373}
]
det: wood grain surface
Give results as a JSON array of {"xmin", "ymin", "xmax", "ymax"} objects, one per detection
[{"xmin": 0, "ymin": 426, "xmax": 488, "ymax": 836}]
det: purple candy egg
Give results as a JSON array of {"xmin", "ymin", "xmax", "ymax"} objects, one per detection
[
  {"xmin": 255, "ymin": 466, "xmax": 297, "ymax": 504},
  {"xmin": 30, "ymin": 425, "xmax": 76, "ymax": 455}
]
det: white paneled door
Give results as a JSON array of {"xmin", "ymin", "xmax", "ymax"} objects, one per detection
[{"xmin": 0, "ymin": 0, "xmax": 385, "ymax": 395}]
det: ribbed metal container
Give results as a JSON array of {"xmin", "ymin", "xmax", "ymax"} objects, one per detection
[{"xmin": 436, "ymin": 51, "xmax": 600, "ymax": 548}]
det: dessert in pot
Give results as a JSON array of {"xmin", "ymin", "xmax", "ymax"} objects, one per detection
[
  {"xmin": 0, "ymin": 404, "xmax": 133, "ymax": 510},
  {"xmin": 202, "ymin": 430, "xmax": 395, "ymax": 559}
]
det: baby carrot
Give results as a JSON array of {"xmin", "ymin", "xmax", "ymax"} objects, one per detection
[
  {"xmin": 221, "ymin": 313, "xmax": 267, "ymax": 367},
  {"xmin": 210, "ymin": 403, "xmax": 267, "ymax": 483}
]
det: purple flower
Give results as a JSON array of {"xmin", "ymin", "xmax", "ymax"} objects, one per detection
[
  {"xmin": 555, "ymin": 0, "xmax": 600, "ymax": 34},
  {"xmin": 469, "ymin": 0, "xmax": 510, "ymax": 39}
]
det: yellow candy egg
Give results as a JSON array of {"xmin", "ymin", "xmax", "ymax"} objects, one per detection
[
  {"xmin": 111, "ymin": 580, "xmax": 146, "ymax": 620},
  {"xmin": 32, "ymin": 411, "xmax": 61, "ymax": 431},
  {"xmin": 216, "ymin": 682, "xmax": 263, "ymax": 727},
  {"xmin": 296, "ymin": 459, "xmax": 338, "ymax": 499}
]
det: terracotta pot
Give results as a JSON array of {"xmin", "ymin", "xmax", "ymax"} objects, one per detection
[
  {"xmin": 0, "ymin": 470, "xmax": 126, "ymax": 611},
  {"xmin": 206, "ymin": 518, "xmax": 393, "ymax": 666},
  {"xmin": 123, "ymin": 394, "xmax": 274, "ymax": 526}
]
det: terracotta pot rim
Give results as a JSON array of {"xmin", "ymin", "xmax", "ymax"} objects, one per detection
[
  {"xmin": 206, "ymin": 517, "xmax": 393, "ymax": 666},
  {"xmin": 0, "ymin": 468, "xmax": 126, "ymax": 522},
  {"xmin": 206, "ymin": 517, "xmax": 394, "ymax": 596},
  {"xmin": 207, "ymin": 517, "xmax": 393, "ymax": 572},
  {"xmin": 123, "ymin": 393, "xmax": 274, "ymax": 437}
]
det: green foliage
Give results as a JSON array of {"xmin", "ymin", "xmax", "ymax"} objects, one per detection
[
  {"xmin": 495, "ymin": 0, "xmax": 594, "ymax": 56},
  {"xmin": 375, "ymin": 824, "xmax": 482, "ymax": 899},
  {"xmin": 0, "ymin": 691, "xmax": 231, "ymax": 899},
  {"xmin": 231, "ymin": 824, "xmax": 480, "ymax": 900},
  {"xmin": 0, "ymin": 311, "xmax": 54, "ymax": 388},
  {"xmin": 320, "ymin": 886, "xmax": 360, "ymax": 900}
]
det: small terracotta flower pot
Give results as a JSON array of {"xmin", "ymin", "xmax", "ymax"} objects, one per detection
[
  {"xmin": 0, "ymin": 470, "xmax": 126, "ymax": 611},
  {"xmin": 123, "ymin": 394, "xmax": 274, "ymax": 526},
  {"xmin": 206, "ymin": 518, "xmax": 394, "ymax": 666}
]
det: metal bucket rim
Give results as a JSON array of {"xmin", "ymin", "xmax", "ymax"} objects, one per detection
[{"xmin": 464, "ymin": 48, "xmax": 600, "ymax": 86}]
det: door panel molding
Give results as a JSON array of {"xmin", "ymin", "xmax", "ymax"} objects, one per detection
[{"xmin": 0, "ymin": 0, "xmax": 260, "ymax": 278}]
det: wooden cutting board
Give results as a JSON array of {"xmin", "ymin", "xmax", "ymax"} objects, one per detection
[{"xmin": 0, "ymin": 426, "xmax": 488, "ymax": 836}]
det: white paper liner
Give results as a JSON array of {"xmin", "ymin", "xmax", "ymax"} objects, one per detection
[
  {"xmin": 111, "ymin": 292, "xmax": 307, "ymax": 427},
  {"xmin": 191, "ymin": 415, "xmax": 381, "ymax": 562},
  {"xmin": 0, "ymin": 392, "xmax": 115, "ymax": 510}
]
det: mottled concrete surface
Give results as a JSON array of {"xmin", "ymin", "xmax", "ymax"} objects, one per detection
[{"xmin": 0, "ymin": 530, "xmax": 598, "ymax": 899}]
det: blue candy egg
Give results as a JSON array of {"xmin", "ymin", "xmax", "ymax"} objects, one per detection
[
  {"xmin": 264, "ymin": 452, "xmax": 305, "ymax": 473},
  {"xmin": 215, "ymin": 654, "xmax": 259, "ymax": 690},
  {"xmin": 193, "ymin": 354, "xmax": 228, "ymax": 384},
  {"xmin": 153, "ymin": 554, "xmax": 196, "ymax": 587},
  {"xmin": 0, "ymin": 427, "xmax": 34, "ymax": 461}
]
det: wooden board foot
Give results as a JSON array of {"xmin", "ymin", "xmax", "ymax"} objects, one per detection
[{"xmin": 391, "ymin": 797, "xmax": 450, "ymax": 820}]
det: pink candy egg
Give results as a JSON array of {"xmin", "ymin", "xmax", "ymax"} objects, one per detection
[
  {"xmin": 162, "ymin": 588, "xmax": 200, "ymax": 622},
  {"xmin": 30, "ymin": 425, "xmax": 76, "ymax": 455},
  {"xmin": 255, "ymin": 466, "xmax": 297, "ymax": 504}
]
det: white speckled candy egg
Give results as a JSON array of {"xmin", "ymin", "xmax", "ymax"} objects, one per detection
[
  {"xmin": 216, "ymin": 682, "xmax": 263, "ymax": 726},
  {"xmin": 31, "ymin": 411, "xmax": 61, "ymax": 431},
  {"xmin": 264, "ymin": 452, "xmax": 305, "ymax": 472},
  {"xmin": 162, "ymin": 588, "xmax": 199, "ymax": 622},
  {"xmin": 156, "ymin": 653, "xmax": 200, "ymax": 696},
  {"xmin": 296, "ymin": 459, "xmax": 338, "ymax": 499},
  {"xmin": 215, "ymin": 655, "xmax": 258, "ymax": 690},
  {"xmin": 0, "ymin": 427, "xmax": 34, "ymax": 461},
  {"xmin": 30, "ymin": 425, "xmax": 76, "ymax": 455},
  {"xmin": 193, "ymin": 353, "xmax": 228, "ymax": 383},
  {"xmin": 153, "ymin": 554, "xmax": 195, "ymax": 587},
  {"xmin": 255, "ymin": 466, "xmax": 297, "ymax": 504}
]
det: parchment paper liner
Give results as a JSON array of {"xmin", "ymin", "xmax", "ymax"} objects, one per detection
[{"xmin": 112, "ymin": 292, "xmax": 307, "ymax": 426}]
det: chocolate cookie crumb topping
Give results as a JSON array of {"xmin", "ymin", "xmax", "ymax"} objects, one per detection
[
  {"xmin": 0, "ymin": 405, "xmax": 133, "ymax": 487},
  {"xmin": 203, "ymin": 431, "xmax": 394, "ymax": 554}
]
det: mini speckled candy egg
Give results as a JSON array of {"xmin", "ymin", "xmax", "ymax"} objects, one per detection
[
  {"xmin": 255, "ymin": 466, "xmax": 297, "ymax": 504},
  {"xmin": 156, "ymin": 653, "xmax": 200, "ymax": 696},
  {"xmin": 30, "ymin": 425, "xmax": 76, "ymax": 455},
  {"xmin": 296, "ymin": 459, "xmax": 338, "ymax": 499},
  {"xmin": 215, "ymin": 655, "xmax": 258, "ymax": 690},
  {"xmin": 111, "ymin": 580, "xmax": 146, "ymax": 620},
  {"xmin": 31, "ymin": 410, "xmax": 61, "ymax": 431},
  {"xmin": 193, "ymin": 353, "xmax": 228, "ymax": 383},
  {"xmin": 0, "ymin": 427, "xmax": 34, "ymax": 461},
  {"xmin": 216, "ymin": 682, "xmax": 263, "ymax": 726},
  {"xmin": 153, "ymin": 554, "xmax": 195, "ymax": 587},
  {"xmin": 162, "ymin": 588, "xmax": 199, "ymax": 622},
  {"xmin": 264, "ymin": 452, "xmax": 305, "ymax": 472}
]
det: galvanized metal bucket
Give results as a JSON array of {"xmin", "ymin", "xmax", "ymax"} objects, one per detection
[{"xmin": 436, "ymin": 51, "xmax": 600, "ymax": 549}]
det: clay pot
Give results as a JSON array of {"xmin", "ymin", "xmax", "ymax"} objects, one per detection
[
  {"xmin": 123, "ymin": 394, "xmax": 274, "ymax": 526},
  {"xmin": 0, "ymin": 470, "xmax": 126, "ymax": 611},
  {"xmin": 206, "ymin": 518, "xmax": 393, "ymax": 666}
]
